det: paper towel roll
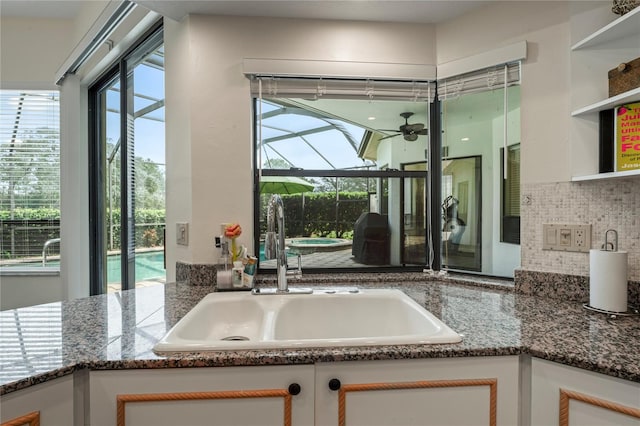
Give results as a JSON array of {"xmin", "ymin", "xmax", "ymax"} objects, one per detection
[{"xmin": 589, "ymin": 249, "xmax": 628, "ymax": 312}]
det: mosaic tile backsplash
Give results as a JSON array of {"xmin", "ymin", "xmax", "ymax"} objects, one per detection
[{"xmin": 521, "ymin": 179, "xmax": 639, "ymax": 281}]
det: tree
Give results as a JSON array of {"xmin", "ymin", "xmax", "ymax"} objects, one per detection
[
  {"xmin": 135, "ymin": 157, "xmax": 165, "ymax": 209},
  {"xmin": 0, "ymin": 128, "xmax": 60, "ymax": 215},
  {"xmin": 262, "ymin": 158, "xmax": 292, "ymax": 169},
  {"xmin": 105, "ymin": 141, "xmax": 165, "ymax": 210},
  {"xmin": 262, "ymin": 158, "xmax": 371, "ymax": 194}
]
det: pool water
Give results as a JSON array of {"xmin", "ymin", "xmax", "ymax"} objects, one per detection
[
  {"xmin": 4, "ymin": 251, "xmax": 165, "ymax": 284},
  {"xmin": 289, "ymin": 238, "xmax": 344, "ymax": 245},
  {"xmin": 258, "ymin": 242, "xmax": 296, "ymax": 262},
  {"xmin": 287, "ymin": 237, "xmax": 352, "ymax": 255},
  {"xmin": 259, "ymin": 238, "xmax": 352, "ymax": 259},
  {"xmin": 106, "ymin": 251, "xmax": 165, "ymax": 284}
]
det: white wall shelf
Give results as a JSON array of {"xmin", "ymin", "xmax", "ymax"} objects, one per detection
[
  {"xmin": 571, "ymin": 6, "xmax": 640, "ymax": 50},
  {"xmin": 572, "ymin": 169, "xmax": 640, "ymax": 182},
  {"xmin": 571, "ymin": 87, "xmax": 640, "ymax": 116},
  {"xmin": 569, "ymin": 5, "xmax": 640, "ymax": 181}
]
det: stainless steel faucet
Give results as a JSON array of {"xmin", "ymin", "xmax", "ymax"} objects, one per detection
[
  {"xmin": 258, "ymin": 194, "xmax": 309, "ymax": 295},
  {"xmin": 264, "ymin": 194, "xmax": 288, "ymax": 291}
]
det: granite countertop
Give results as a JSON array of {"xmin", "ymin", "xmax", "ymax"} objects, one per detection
[{"xmin": 1, "ymin": 274, "xmax": 639, "ymax": 396}]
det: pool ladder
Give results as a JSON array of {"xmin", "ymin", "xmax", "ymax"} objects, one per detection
[{"xmin": 42, "ymin": 238, "xmax": 61, "ymax": 266}]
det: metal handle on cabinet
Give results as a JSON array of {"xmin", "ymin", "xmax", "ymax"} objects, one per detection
[
  {"xmin": 328, "ymin": 378, "xmax": 341, "ymax": 391},
  {"xmin": 288, "ymin": 383, "xmax": 301, "ymax": 395}
]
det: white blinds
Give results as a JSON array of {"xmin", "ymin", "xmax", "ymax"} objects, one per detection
[
  {"xmin": 0, "ymin": 90, "xmax": 60, "ymax": 212},
  {"xmin": 0, "ymin": 304, "xmax": 62, "ymax": 380},
  {"xmin": 249, "ymin": 62, "xmax": 518, "ymax": 102},
  {"xmin": 250, "ymin": 77, "xmax": 436, "ymax": 102},
  {"xmin": 437, "ymin": 61, "xmax": 521, "ymax": 101}
]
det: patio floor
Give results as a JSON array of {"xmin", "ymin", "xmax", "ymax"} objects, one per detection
[{"xmin": 261, "ymin": 248, "xmax": 380, "ymax": 269}]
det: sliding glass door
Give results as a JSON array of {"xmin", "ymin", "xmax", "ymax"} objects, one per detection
[{"xmin": 89, "ymin": 26, "xmax": 165, "ymax": 294}]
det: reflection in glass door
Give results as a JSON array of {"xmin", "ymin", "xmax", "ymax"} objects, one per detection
[
  {"xmin": 440, "ymin": 85, "xmax": 521, "ymax": 277},
  {"xmin": 441, "ymin": 156, "xmax": 481, "ymax": 271},
  {"xmin": 401, "ymin": 162, "xmax": 428, "ymax": 265}
]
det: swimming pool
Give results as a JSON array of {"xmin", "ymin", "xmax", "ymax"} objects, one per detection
[
  {"xmin": 106, "ymin": 251, "xmax": 165, "ymax": 284},
  {"xmin": 286, "ymin": 237, "xmax": 352, "ymax": 255},
  {"xmin": 2, "ymin": 251, "xmax": 165, "ymax": 284}
]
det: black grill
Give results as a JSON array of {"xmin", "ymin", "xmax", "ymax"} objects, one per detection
[{"xmin": 352, "ymin": 212, "xmax": 390, "ymax": 265}]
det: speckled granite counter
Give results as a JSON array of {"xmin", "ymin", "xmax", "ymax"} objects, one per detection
[{"xmin": 1, "ymin": 275, "xmax": 639, "ymax": 395}]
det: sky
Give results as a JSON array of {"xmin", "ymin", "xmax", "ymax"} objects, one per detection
[{"xmin": 105, "ymin": 58, "xmax": 165, "ymax": 166}]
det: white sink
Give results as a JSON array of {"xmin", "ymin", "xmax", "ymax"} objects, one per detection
[{"xmin": 153, "ymin": 289, "xmax": 461, "ymax": 353}]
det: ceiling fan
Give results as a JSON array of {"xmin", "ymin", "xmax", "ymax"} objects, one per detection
[{"xmin": 378, "ymin": 112, "xmax": 428, "ymax": 142}]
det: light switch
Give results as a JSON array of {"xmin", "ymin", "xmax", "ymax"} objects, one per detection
[
  {"xmin": 546, "ymin": 227, "xmax": 557, "ymax": 245},
  {"xmin": 176, "ymin": 222, "xmax": 189, "ymax": 246}
]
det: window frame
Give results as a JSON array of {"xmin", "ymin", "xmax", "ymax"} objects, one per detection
[
  {"xmin": 88, "ymin": 21, "xmax": 164, "ymax": 295},
  {"xmin": 0, "ymin": 89, "xmax": 61, "ymax": 273},
  {"xmin": 252, "ymin": 96, "xmax": 443, "ymax": 274},
  {"xmin": 501, "ymin": 143, "xmax": 521, "ymax": 245},
  {"xmin": 439, "ymin": 82, "xmax": 521, "ymax": 277}
]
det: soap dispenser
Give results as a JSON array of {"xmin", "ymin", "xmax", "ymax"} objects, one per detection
[{"xmin": 214, "ymin": 236, "xmax": 233, "ymax": 290}]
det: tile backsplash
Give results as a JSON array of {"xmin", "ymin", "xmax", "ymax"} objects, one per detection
[{"xmin": 521, "ymin": 179, "xmax": 639, "ymax": 281}]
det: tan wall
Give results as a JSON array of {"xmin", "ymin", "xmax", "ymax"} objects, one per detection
[
  {"xmin": 164, "ymin": 15, "xmax": 437, "ymax": 279},
  {"xmin": 0, "ymin": 17, "xmax": 73, "ymax": 87},
  {"xmin": 437, "ymin": 0, "xmax": 573, "ymax": 184},
  {"xmin": 1, "ymin": 4, "xmax": 111, "ymax": 306},
  {"xmin": 0, "ymin": 274, "xmax": 63, "ymax": 310},
  {"xmin": 437, "ymin": 1, "xmax": 638, "ymax": 280}
]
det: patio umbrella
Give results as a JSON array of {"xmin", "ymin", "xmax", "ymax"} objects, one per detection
[{"xmin": 259, "ymin": 176, "xmax": 314, "ymax": 194}]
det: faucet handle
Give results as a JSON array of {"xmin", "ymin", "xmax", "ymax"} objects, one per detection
[{"xmin": 287, "ymin": 254, "xmax": 303, "ymax": 278}]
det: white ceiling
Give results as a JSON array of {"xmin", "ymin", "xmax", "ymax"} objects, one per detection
[
  {"xmin": 0, "ymin": 0, "xmax": 498, "ymax": 155},
  {"xmin": 1, "ymin": 0, "xmax": 492, "ymax": 24},
  {"xmin": 0, "ymin": 1, "xmax": 82, "ymax": 19},
  {"xmin": 135, "ymin": 1, "xmax": 493, "ymax": 23}
]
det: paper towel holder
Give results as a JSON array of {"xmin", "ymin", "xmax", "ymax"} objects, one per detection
[
  {"xmin": 602, "ymin": 229, "xmax": 618, "ymax": 251},
  {"xmin": 582, "ymin": 303, "xmax": 639, "ymax": 318},
  {"xmin": 585, "ymin": 228, "xmax": 639, "ymax": 317}
]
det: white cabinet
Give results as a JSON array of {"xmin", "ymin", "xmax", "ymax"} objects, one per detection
[
  {"xmin": 0, "ymin": 375, "xmax": 75, "ymax": 426},
  {"xmin": 8, "ymin": 355, "xmax": 635, "ymax": 426},
  {"xmin": 89, "ymin": 357, "xmax": 520, "ymax": 426},
  {"xmin": 315, "ymin": 356, "xmax": 520, "ymax": 426},
  {"xmin": 89, "ymin": 365, "xmax": 315, "ymax": 426},
  {"xmin": 531, "ymin": 358, "xmax": 640, "ymax": 426},
  {"xmin": 569, "ymin": 5, "xmax": 640, "ymax": 181}
]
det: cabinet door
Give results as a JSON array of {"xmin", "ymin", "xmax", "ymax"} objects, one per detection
[
  {"xmin": 315, "ymin": 356, "xmax": 520, "ymax": 426},
  {"xmin": 531, "ymin": 358, "xmax": 640, "ymax": 426},
  {"xmin": 89, "ymin": 365, "xmax": 315, "ymax": 426},
  {"xmin": 0, "ymin": 375, "xmax": 75, "ymax": 425}
]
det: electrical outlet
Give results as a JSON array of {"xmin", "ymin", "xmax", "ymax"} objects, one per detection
[
  {"xmin": 572, "ymin": 224, "xmax": 591, "ymax": 252},
  {"xmin": 176, "ymin": 222, "xmax": 189, "ymax": 246}
]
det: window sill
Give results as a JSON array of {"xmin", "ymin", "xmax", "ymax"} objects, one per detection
[{"xmin": 0, "ymin": 267, "xmax": 60, "ymax": 277}]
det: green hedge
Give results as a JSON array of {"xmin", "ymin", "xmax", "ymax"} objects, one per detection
[
  {"xmin": 0, "ymin": 208, "xmax": 61, "ymax": 221},
  {"xmin": 104, "ymin": 209, "xmax": 165, "ymax": 249},
  {"xmin": 261, "ymin": 192, "xmax": 369, "ymax": 238},
  {"xmin": 1, "ymin": 208, "xmax": 165, "ymax": 256},
  {"xmin": 3, "ymin": 194, "xmax": 369, "ymax": 256}
]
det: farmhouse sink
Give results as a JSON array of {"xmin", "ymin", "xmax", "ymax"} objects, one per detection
[{"xmin": 153, "ymin": 289, "xmax": 461, "ymax": 354}]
